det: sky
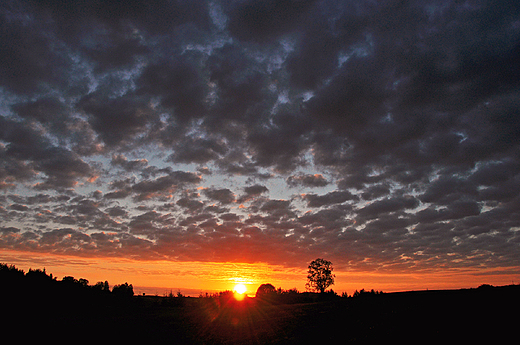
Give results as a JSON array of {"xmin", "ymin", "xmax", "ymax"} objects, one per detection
[{"xmin": 1, "ymin": 0, "xmax": 520, "ymax": 295}]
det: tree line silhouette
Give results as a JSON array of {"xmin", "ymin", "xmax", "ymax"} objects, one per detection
[{"xmin": 1, "ymin": 263, "xmax": 134, "ymax": 297}]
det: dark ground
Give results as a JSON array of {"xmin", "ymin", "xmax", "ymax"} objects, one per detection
[{"xmin": 3, "ymin": 284, "xmax": 519, "ymax": 344}]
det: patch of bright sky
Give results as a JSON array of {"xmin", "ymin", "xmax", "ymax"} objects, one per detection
[
  {"xmin": 183, "ymin": 35, "xmax": 232, "ymax": 56},
  {"xmin": 244, "ymin": 37, "xmax": 295, "ymax": 75},
  {"xmin": 338, "ymin": 33, "xmax": 375, "ymax": 68},
  {"xmin": 209, "ymin": 1, "xmax": 227, "ymax": 31},
  {"xmin": 301, "ymin": 91, "xmax": 314, "ymax": 102}
]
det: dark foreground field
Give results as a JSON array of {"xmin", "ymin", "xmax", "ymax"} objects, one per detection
[{"xmin": 4, "ymin": 284, "xmax": 519, "ymax": 344}]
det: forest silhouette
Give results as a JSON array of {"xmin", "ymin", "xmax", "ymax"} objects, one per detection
[{"xmin": 1, "ymin": 263, "xmax": 518, "ymax": 343}]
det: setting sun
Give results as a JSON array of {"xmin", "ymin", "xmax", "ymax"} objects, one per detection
[{"xmin": 234, "ymin": 283, "xmax": 247, "ymax": 294}]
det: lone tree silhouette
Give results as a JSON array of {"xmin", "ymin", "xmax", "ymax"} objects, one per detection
[
  {"xmin": 256, "ymin": 283, "xmax": 276, "ymax": 298},
  {"xmin": 256, "ymin": 283, "xmax": 277, "ymax": 303},
  {"xmin": 306, "ymin": 258, "xmax": 335, "ymax": 293}
]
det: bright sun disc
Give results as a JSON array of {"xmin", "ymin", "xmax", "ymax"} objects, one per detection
[{"xmin": 234, "ymin": 284, "xmax": 247, "ymax": 294}]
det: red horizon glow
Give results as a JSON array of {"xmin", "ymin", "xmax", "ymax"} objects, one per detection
[{"xmin": 2, "ymin": 249, "xmax": 518, "ymax": 297}]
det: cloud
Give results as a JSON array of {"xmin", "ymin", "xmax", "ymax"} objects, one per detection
[
  {"xmin": 226, "ymin": 0, "xmax": 316, "ymax": 43},
  {"xmin": 0, "ymin": 116, "xmax": 95, "ymax": 190},
  {"xmin": 203, "ymin": 187, "xmax": 235, "ymax": 204},
  {"xmin": 237, "ymin": 184, "xmax": 269, "ymax": 203},
  {"xmin": 168, "ymin": 136, "xmax": 228, "ymax": 164},
  {"xmin": 176, "ymin": 197, "xmax": 205, "ymax": 213},
  {"xmin": 0, "ymin": 226, "xmax": 19, "ymax": 234},
  {"xmin": 33, "ymin": 148, "xmax": 94, "ymax": 190},
  {"xmin": 357, "ymin": 196, "xmax": 420, "ymax": 220},
  {"xmin": 104, "ymin": 190, "xmax": 132, "ymax": 200},
  {"xmin": 111, "ymin": 154, "xmax": 148, "ymax": 171},
  {"xmin": 303, "ymin": 190, "xmax": 359, "ymax": 208},
  {"xmin": 12, "ymin": 97, "xmax": 71, "ymax": 136},
  {"xmin": 106, "ymin": 206, "xmax": 128, "ymax": 218},
  {"xmin": 137, "ymin": 59, "xmax": 208, "ymax": 122},
  {"xmin": 244, "ymin": 184, "xmax": 269, "ymax": 196},
  {"xmin": 9, "ymin": 204, "xmax": 29, "ymax": 212},
  {"xmin": 0, "ymin": 7, "xmax": 70, "ymax": 95},
  {"xmin": 131, "ymin": 171, "xmax": 202, "ymax": 200},
  {"xmin": 287, "ymin": 174, "xmax": 329, "ymax": 188},
  {"xmin": 78, "ymin": 93, "xmax": 157, "ymax": 148}
]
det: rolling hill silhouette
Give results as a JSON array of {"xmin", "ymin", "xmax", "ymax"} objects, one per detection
[{"xmin": 2, "ymin": 263, "xmax": 518, "ymax": 343}]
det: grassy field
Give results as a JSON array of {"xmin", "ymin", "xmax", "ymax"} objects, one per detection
[{"xmin": 5, "ymin": 284, "xmax": 519, "ymax": 343}]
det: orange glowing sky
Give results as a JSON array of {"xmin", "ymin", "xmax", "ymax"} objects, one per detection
[{"xmin": 2, "ymin": 249, "xmax": 518, "ymax": 296}]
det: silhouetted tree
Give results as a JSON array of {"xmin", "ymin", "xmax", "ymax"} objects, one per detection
[
  {"xmin": 0, "ymin": 263, "xmax": 24, "ymax": 283},
  {"xmin": 78, "ymin": 278, "xmax": 89, "ymax": 287},
  {"xmin": 62, "ymin": 276, "xmax": 77, "ymax": 284},
  {"xmin": 256, "ymin": 283, "xmax": 276, "ymax": 298},
  {"xmin": 0, "ymin": 263, "xmax": 24, "ymax": 276},
  {"xmin": 26, "ymin": 268, "xmax": 54, "ymax": 282},
  {"xmin": 112, "ymin": 282, "xmax": 134, "ymax": 297},
  {"xmin": 352, "ymin": 288, "xmax": 383, "ymax": 298},
  {"xmin": 306, "ymin": 258, "xmax": 335, "ymax": 293},
  {"xmin": 256, "ymin": 283, "xmax": 277, "ymax": 303},
  {"xmin": 0, "ymin": 263, "xmax": 25, "ymax": 293},
  {"xmin": 93, "ymin": 281, "xmax": 110, "ymax": 292}
]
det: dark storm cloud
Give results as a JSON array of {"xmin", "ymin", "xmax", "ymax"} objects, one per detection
[
  {"xmin": 360, "ymin": 184, "xmax": 391, "ymax": 200},
  {"xmin": 226, "ymin": 0, "xmax": 317, "ymax": 43},
  {"xmin": 25, "ymin": 0, "xmax": 210, "ymax": 70},
  {"xmin": 137, "ymin": 58, "xmax": 209, "ymax": 122},
  {"xmin": 0, "ymin": 4, "xmax": 71, "ymax": 95},
  {"xmin": 205, "ymin": 43, "xmax": 273, "ymax": 126},
  {"xmin": 34, "ymin": 148, "xmax": 94, "ymax": 190},
  {"xmin": 39, "ymin": 0, "xmax": 210, "ymax": 37},
  {"xmin": 0, "ymin": 116, "xmax": 94, "ymax": 190},
  {"xmin": 12, "ymin": 97, "xmax": 71, "ymax": 136},
  {"xmin": 1, "ymin": 0, "xmax": 520, "ymax": 272},
  {"xmin": 78, "ymin": 93, "xmax": 158, "ymax": 148}
]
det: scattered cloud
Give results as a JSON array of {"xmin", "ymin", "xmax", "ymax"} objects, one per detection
[{"xmin": 287, "ymin": 174, "xmax": 329, "ymax": 188}]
